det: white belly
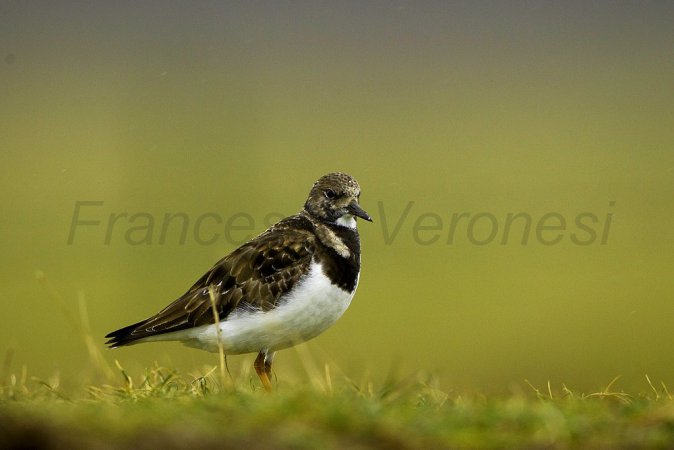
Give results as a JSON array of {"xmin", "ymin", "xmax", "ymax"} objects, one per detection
[{"xmin": 147, "ymin": 262, "xmax": 357, "ymax": 354}]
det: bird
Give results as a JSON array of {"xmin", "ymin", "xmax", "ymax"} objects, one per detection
[{"xmin": 105, "ymin": 172, "xmax": 372, "ymax": 391}]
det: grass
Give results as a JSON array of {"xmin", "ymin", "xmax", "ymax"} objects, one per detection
[
  {"xmin": 2, "ymin": 273, "xmax": 672, "ymax": 448},
  {"xmin": 2, "ymin": 362, "xmax": 674, "ymax": 450}
]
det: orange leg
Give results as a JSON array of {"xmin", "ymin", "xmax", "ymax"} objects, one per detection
[{"xmin": 254, "ymin": 351, "xmax": 273, "ymax": 391}]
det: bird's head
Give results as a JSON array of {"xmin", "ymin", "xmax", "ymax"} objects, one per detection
[{"xmin": 304, "ymin": 172, "xmax": 372, "ymax": 228}]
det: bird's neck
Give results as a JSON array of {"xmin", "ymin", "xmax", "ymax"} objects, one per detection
[{"xmin": 302, "ymin": 211, "xmax": 361, "ymax": 261}]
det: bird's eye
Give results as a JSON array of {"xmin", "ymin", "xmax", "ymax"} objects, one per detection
[{"xmin": 324, "ymin": 189, "xmax": 337, "ymax": 199}]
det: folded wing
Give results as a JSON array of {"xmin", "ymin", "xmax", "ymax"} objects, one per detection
[{"xmin": 105, "ymin": 225, "xmax": 316, "ymax": 347}]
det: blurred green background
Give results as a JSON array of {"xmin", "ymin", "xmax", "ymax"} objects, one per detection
[{"xmin": 2, "ymin": 2, "xmax": 673, "ymax": 393}]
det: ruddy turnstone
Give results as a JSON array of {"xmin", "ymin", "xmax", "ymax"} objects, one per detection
[{"xmin": 105, "ymin": 172, "xmax": 371, "ymax": 390}]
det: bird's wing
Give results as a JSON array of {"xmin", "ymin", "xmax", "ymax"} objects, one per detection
[{"xmin": 105, "ymin": 223, "xmax": 316, "ymax": 346}]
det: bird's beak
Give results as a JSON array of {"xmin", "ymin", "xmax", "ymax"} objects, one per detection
[{"xmin": 347, "ymin": 200, "xmax": 373, "ymax": 222}]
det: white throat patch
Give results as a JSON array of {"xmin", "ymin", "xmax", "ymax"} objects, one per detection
[{"xmin": 335, "ymin": 214, "xmax": 357, "ymax": 229}]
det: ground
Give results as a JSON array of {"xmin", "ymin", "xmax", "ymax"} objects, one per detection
[{"xmin": 2, "ymin": 365, "xmax": 674, "ymax": 449}]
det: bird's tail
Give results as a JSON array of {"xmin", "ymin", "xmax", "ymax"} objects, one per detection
[{"xmin": 104, "ymin": 320, "xmax": 150, "ymax": 348}]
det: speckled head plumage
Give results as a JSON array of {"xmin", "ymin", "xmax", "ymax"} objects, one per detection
[{"xmin": 303, "ymin": 172, "xmax": 372, "ymax": 225}]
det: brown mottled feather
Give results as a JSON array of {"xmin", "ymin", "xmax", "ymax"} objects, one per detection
[{"xmin": 105, "ymin": 216, "xmax": 317, "ymax": 346}]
